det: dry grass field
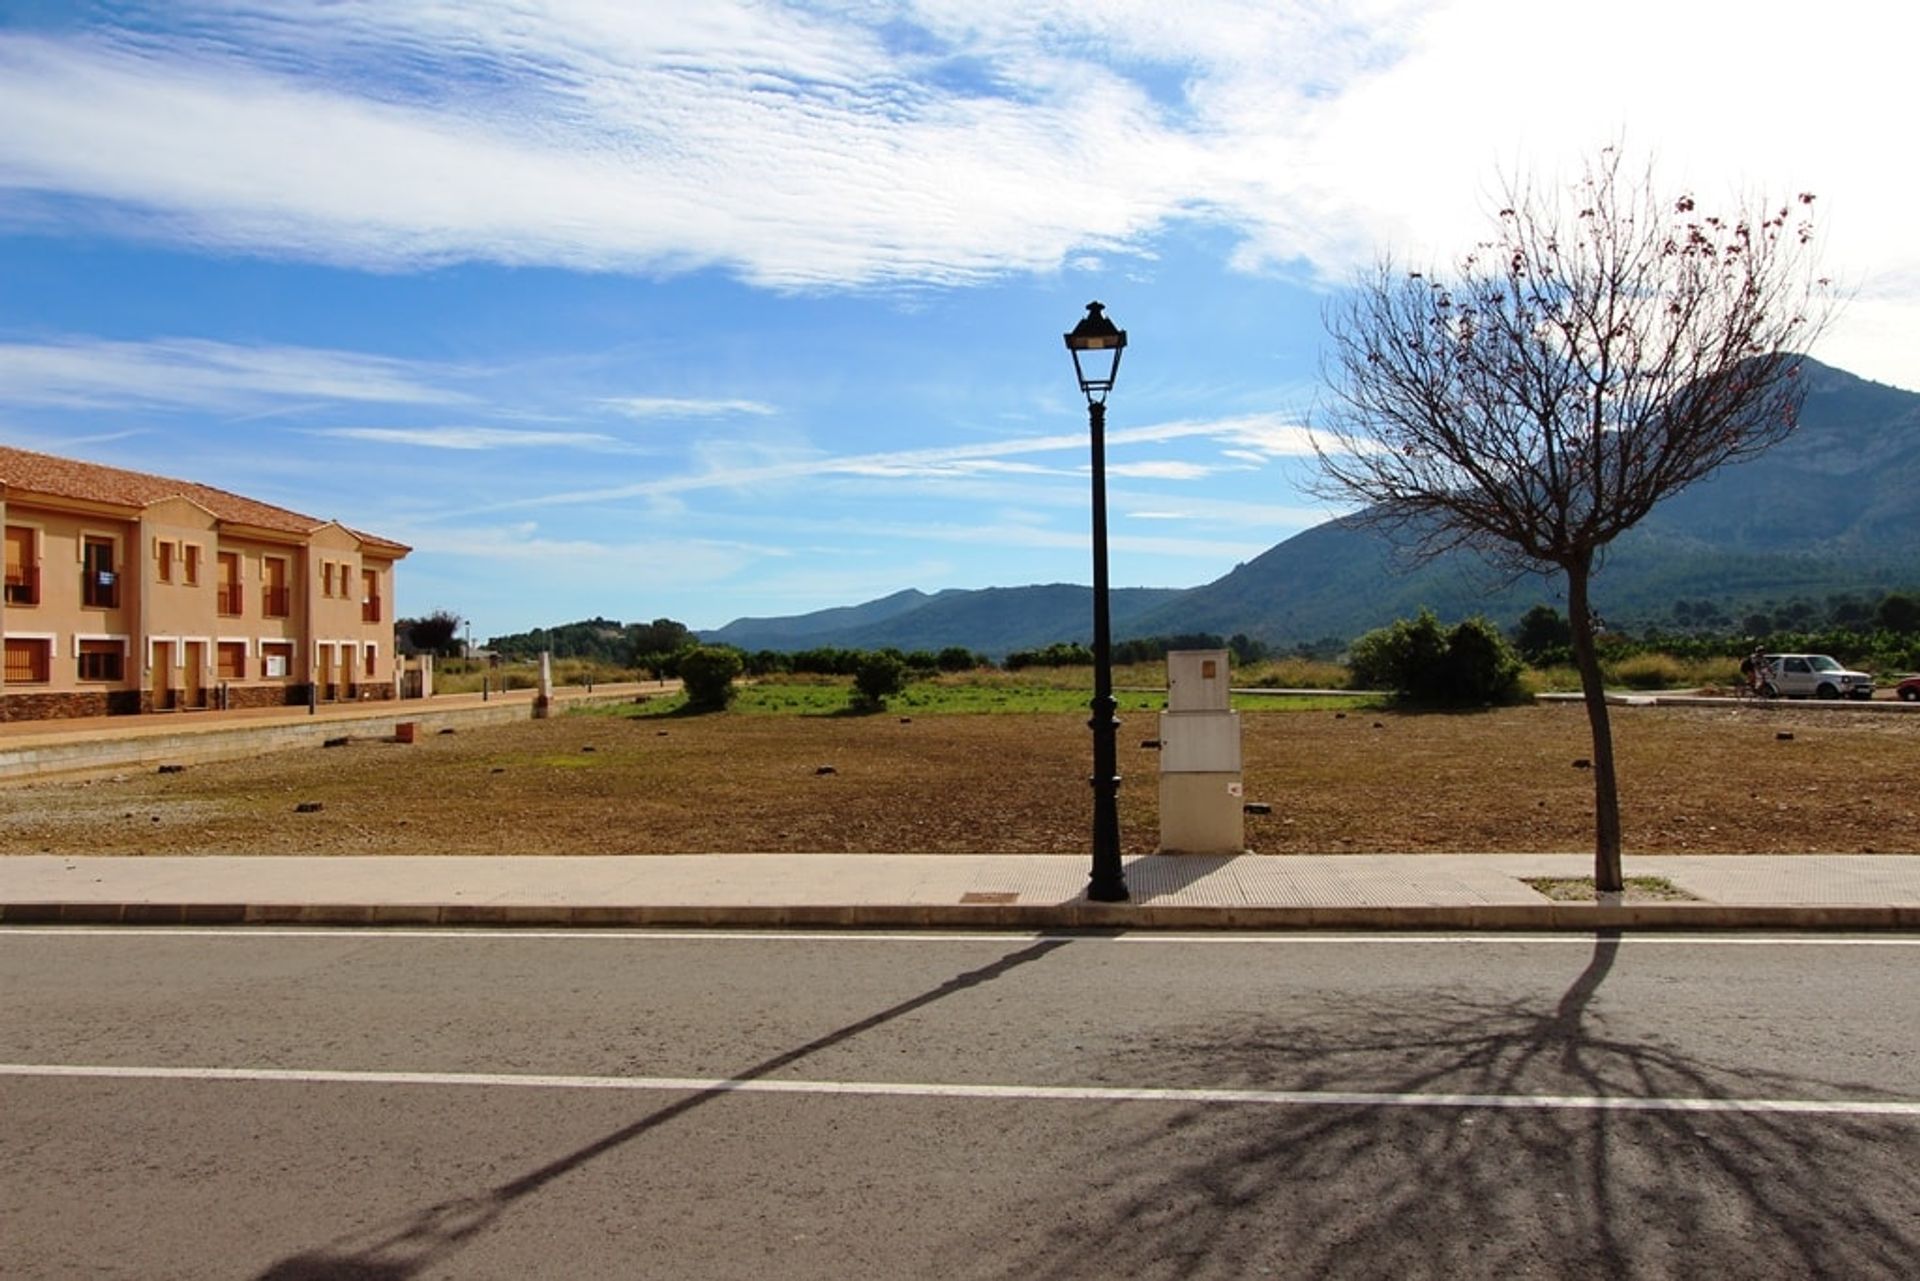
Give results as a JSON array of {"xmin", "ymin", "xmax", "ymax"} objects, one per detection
[{"xmin": 1, "ymin": 699, "xmax": 1914, "ymax": 857}]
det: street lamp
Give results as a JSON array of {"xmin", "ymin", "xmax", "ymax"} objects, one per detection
[{"xmin": 1064, "ymin": 301, "xmax": 1129, "ymax": 902}]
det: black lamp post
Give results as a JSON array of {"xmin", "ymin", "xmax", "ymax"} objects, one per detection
[{"xmin": 1064, "ymin": 301, "xmax": 1129, "ymax": 902}]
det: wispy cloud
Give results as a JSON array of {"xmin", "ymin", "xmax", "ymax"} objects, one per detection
[
  {"xmin": 0, "ymin": 336, "xmax": 466, "ymax": 411},
  {"xmin": 310, "ymin": 426, "xmax": 623, "ymax": 451},
  {"xmin": 1107, "ymin": 460, "xmax": 1214, "ymax": 480},
  {"xmin": 464, "ymin": 411, "xmax": 1317, "ymax": 512},
  {"xmin": 0, "ymin": 0, "xmax": 1908, "ymax": 357},
  {"xmin": 600, "ymin": 396, "xmax": 778, "ymax": 420}
]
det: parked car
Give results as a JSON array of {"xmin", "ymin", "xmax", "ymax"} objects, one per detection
[
  {"xmin": 1897, "ymin": 675, "xmax": 1920, "ymax": 703},
  {"xmin": 1759, "ymin": 654, "xmax": 1875, "ymax": 701}
]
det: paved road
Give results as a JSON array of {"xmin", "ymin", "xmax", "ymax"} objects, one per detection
[{"xmin": 4, "ymin": 929, "xmax": 1918, "ymax": 1279}]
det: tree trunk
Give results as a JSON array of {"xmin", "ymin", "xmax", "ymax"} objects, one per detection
[{"xmin": 1564, "ymin": 558, "xmax": 1624, "ymax": 891}]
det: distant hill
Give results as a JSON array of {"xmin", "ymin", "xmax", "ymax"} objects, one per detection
[
  {"xmin": 700, "ymin": 359, "xmax": 1920, "ymax": 655},
  {"xmin": 1131, "ymin": 359, "xmax": 1920, "ymax": 642},
  {"xmin": 702, "ymin": 588, "xmax": 938, "ymax": 648},
  {"xmin": 702, "ymin": 584, "xmax": 1186, "ymax": 656}
]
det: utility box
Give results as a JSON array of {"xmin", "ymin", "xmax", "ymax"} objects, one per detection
[{"xmin": 1158, "ymin": 649, "xmax": 1245, "ymax": 854}]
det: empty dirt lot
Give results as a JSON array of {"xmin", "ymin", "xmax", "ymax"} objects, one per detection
[{"xmin": 1, "ymin": 701, "xmax": 1913, "ymax": 857}]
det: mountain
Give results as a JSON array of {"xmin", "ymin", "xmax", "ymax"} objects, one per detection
[
  {"xmin": 703, "ymin": 584, "xmax": 1186, "ymax": 656},
  {"xmin": 1133, "ymin": 359, "xmax": 1920, "ymax": 642},
  {"xmin": 701, "ymin": 360, "xmax": 1920, "ymax": 654},
  {"xmin": 702, "ymin": 588, "xmax": 939, "ymax": 648}
]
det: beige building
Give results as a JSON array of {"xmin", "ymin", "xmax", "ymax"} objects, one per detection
[{"xmin": 1, "ymin": 445, "xmax": 409, "ymax": 720}]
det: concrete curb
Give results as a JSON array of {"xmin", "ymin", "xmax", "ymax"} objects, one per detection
[{"xmin": 5, "ymin": 900, "xmax": 1917, "ymax": 931}]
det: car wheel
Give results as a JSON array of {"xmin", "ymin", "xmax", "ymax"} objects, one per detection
[
  {"xmin": 1759, "ymin": 683, "xmax": 1778, "ymax": 699},
  {"xmin": 1902, "ymin": 687, "xmax": 1920, "ymax": 703},
  {"xmin": 1816, "ymin": 683, "xmax": 1839, "ymax": 700}
]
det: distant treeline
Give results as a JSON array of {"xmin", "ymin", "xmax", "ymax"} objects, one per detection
[
  {"xmin": 1516, "ymin": 589, "xmax": 1920, "ymax": 671},
  {"xmin": 458, "ymin": 587, "xmax": 1920, "ymax": 682}
]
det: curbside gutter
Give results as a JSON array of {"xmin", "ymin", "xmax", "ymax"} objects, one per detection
[{"xmin": 4, "ymin": 900, "xmax": 1917, "ymax": 931}]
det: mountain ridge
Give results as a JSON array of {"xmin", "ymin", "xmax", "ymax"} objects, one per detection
[{"xmin": 700, "ymin": 359, "xmax": 1920, "ymax": 655}]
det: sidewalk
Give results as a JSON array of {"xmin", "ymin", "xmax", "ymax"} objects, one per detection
[{"xmin": 3, "ymin": 852, "xmax": 1917, "ymax": 931}]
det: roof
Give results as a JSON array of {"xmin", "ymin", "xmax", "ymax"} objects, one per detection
[{"xmin": 0, "ymin": 444, "xmax": 409, "ymax": 553}]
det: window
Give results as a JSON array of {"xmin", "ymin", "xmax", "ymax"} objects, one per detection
[
  {"xmin": 321, "ymin": 561, "xmax": 334, "ymax": 597},
  {"xmin": 5, "ymin": 637, "xmax": 50, "ymax": 684},
  {"xmin": 217, "ymin": 552, "xmax": 242, "ymax": 615},
  {"xmin": 184, "ymin": 544, "xmax": 201, "ymax": 587},
  {"xmin": 156, "ymin": 538, "xmax": 175, "ymax": 583},
  {"xmin": 261, "ymin": 641, "xmax": 292, "ymax": 679},
  {"xmin": 263, "ymin": 557, "xmax": 289, "ymax": 618},
  {"xmin": 364, "ymin": 643, "xmax": 377, "ymax": 679},
  {"xmin": 217, "ymin": 641, "xmax": 246, "ymax": 680},
  {"xmin": 4, "ymin": 525, "xmax": 36, "ymax": 606},
  {"xmin": 77, "ymin": 639, "xmax": 124, "ymax": 682},
  {"xmin": 83, "ymin": 536, "xmax": 118, "ymax": 608},
  {"xmin": 361, "ymin": 568, "xmax": 381, "ymax": 623}
]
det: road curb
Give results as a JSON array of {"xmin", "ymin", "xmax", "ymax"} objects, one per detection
[{"xmin": 4, "ymin": 901, "xmax": 1918, "ymax": 931}]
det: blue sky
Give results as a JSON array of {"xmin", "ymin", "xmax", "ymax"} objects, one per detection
[{"xmin": 0, "ymin": 2, "xmax": 1911, "ymax": 639}]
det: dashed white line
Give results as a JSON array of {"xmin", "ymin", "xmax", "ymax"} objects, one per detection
[{"xmin": 3, "ymin": 1061, "xmax": 1916, "ymax": 1117}]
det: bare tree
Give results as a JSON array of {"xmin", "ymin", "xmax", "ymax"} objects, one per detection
[{"xmin": 1315, "ymin": 150, "xmax": 1830, "ymax": 891}]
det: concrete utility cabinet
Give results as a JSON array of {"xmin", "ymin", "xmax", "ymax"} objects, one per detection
[{"xmin": 1158, "ymin": 649, "xmax": 1245, "ymax": 854}]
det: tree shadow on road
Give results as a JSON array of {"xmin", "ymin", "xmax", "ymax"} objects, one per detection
[
  {"xmin": 252, "ymin": 936, "xmax": 1071, "ymax": 1280},
  {"xmin": 1001, "ymin": 931, "xmax": 1920, "ymax": 1279}
]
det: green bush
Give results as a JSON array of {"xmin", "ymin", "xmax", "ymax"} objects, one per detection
[
  {"xmin": 678, "ymin": 646, "xmax": 743, "ymax": 711},
  {"xmin": 851, "ymin": 652, "xmax": 908, "ymax": 711},
  {"xmin": 1609, "ymin": 652, "xmax": 1686, "ymax": 690},
  {"xmin": 1348, "ymin": 609, "xmax": 1525, "ymax": 706}
]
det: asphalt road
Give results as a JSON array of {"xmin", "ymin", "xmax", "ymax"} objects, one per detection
[{"xmin": 3, "ymin": 928, "xmax": 1918, "ymax": 1279}]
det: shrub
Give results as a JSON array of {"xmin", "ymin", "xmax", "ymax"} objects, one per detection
[
  {"xmin": 851, "ymin": 652, "xmax": 908, "ymax": 711},
  {"xmin": 1609, "ymin": 652, "xmax": 1686, "ymax": 690},
  {"xmin": 1348, "ymin": 609, "xmax": 1524, "ymax": 706},
  {"xmin": 678, "ymin": 646, "xmax": 743, "ymax": 711}
]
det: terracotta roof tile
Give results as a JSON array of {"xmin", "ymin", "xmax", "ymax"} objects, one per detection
[{"xmin": 0, "ymin": 445, "xmax": 407, "ymax": 552}]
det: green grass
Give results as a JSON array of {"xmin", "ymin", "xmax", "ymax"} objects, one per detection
[{"xmin": 575, "ymin": 677, "xmax": 1378, "ymax": 718}]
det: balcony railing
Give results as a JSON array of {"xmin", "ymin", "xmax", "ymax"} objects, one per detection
[
  {"xmin": 263, "ymin": 586, "xmax": 291, "ymax": 618},
  {"xmin": 4, "ymin": 567, "xmax": 38, "ymax": 606},
  {"xmin": 217, "ymin": 583, "xmax": 245, "ymax": 616},
  {"xmin": 362, "ymin": 596, "xmax": 382, "ymax": 624},
  {"xmin": 82, "ymin": 570, "xmax": 119, "ymax": 609}
]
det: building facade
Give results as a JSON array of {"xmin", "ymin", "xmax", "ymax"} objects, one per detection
[{"xmin": 1, "ymin": 446, "xmax": 409, "ymax": 720}]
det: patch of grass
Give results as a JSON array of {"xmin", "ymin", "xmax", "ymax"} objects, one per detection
[
  {"xmin": 578, "ymin": 679, "xmax": 1377, "ymax": 718},
  {"xmin": 1524, "ymin": 875, "xmax": 1697, "ymax": 902}
]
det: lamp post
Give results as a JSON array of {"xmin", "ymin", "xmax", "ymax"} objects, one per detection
[{"xmin": 1064, "ymin": 301, "xmax": 1129, "ymax": 902}]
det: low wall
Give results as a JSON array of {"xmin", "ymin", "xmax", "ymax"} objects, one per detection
[{"xmin": 0, "ymin": 690, "xmax": 640, "ymax": 781}]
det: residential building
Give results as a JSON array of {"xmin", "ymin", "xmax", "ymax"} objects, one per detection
[{"xmin": 1, "ymin": 446, "xmax": 409, "ymax": 720}]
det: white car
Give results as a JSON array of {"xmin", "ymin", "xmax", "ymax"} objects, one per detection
[{"xmin": 1758, "ymin": 654, "xmax": 1875, "ymax": 701}]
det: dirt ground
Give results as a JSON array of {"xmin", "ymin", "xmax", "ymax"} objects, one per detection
[{"xmin": 0, "ymin": 702, "xmax": 1914, "ymax": 857}]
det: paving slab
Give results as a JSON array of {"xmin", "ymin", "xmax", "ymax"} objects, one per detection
[{"xmin": 3, "ymin": 852, "xmax": 1918, "ymax": 931}]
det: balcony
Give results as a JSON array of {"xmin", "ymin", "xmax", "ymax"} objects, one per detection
[
  {"xmin": 4, "ymin": 566, "xmax": 38, "ymax": 606},
  {"xmin": 263, "ymin": 586, "xmax": 291, "ymax": 618},
  {"xmin": 362, "ymin": 596, "xmax": 382, "ymax": 624},
  {"xmin": 82, "ymin": 570, "xmax": 119, "ymax": 610},
  {"xmin": 217, "ymin": 583, "xmax": 245, "ymax": 616}
]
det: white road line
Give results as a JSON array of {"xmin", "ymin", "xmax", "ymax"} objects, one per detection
[
  {"xmin": 0, "ymin": 926, "xmax": 1917, "ymax": 947},
  {"xmin": 3, "ymin": 1062, "xmax": 1916, "ymax": 1117}
]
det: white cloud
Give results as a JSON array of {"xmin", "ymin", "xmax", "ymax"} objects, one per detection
[
  {"xmin": 1, "ymin": 2, "xmax": 1909, "ymax": 381},
  {"xmin": 310, "ymin": 426, "xmax": 623, "ymax": 450},
  {"xmin": 0, "ymin": 336, "xmax": 466, "ymax": 411},
  {"xmin": 1107, "ymin": 460, "xmax": 1213, "ymax": 480},
  {"xmin": 601, "ymin": 396, "xmax": 777, "ymax": 419}
]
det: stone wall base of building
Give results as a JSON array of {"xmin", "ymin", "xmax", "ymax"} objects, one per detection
[{"xmin": 1, "ymin": 690, "xmax": 143, "ymax": 720}]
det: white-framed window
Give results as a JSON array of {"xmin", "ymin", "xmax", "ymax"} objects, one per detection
[
  {"xmin": 76, "ymin": 634, "xmax": 128, "ymax": 682},
  {"xmin": 260, "ymin": 639, "xmax": 293, "ymax": 680},
  {"xmin": 4, "ymin": 633, "xmax": 54, "ymax": 684}
]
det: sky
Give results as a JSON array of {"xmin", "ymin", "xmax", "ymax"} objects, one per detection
[{"xmin": 0, "ymin": 1, "xmax": 1912, "ymax": 640}]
